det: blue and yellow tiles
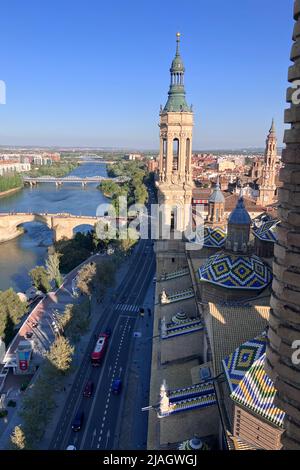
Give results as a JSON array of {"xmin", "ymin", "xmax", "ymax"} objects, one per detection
[{"xmin": 199, "ymin": 252, "xmax": 272, "ymax": 290}]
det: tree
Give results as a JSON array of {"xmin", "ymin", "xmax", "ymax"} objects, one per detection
[
  {"xmin": 0, "ymin": 289, "xmax": 28, "ymax": 344},
  {"xmin": 46, "ymin": 336, "xmax": 74, "ymax": 375},
  {"xmin": 46, "ymin": 252, "xmax": 62, "ymax": 288},
  {"xmin": 10, "ymin": 425, "xmax": 27, "ymax": 450},
  {"xmin": 29, "ymin": 266, "xmax": 51, "ymax": 293},
  {"xmin": 94, "ymin": 260, "xmax": 116, "ymax": 297},
  {"xmin": 63, "ymin": 300, "xmax": 90, "ymax": 342},
  {"xmin": 76, "ymin": 263, "xmax": 97, "ymax": 296}
]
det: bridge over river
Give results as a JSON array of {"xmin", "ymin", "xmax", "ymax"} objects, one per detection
[
  {"xmin": 22, "ymin": 175, "xmax": 130, "ymax": 186},
  {"xmin": 0, "ymin": 212, "xmax": 127, "ymax": 243}
]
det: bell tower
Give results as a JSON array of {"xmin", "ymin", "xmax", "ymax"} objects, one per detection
[
  {"xmin": 257, "ymin": 119, "xmax": 277, "ymax": 205},
  {"xmin": 157, "ymin": 33, "xmax": 194, "ymax": 234}
]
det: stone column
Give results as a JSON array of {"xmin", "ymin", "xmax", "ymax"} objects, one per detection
[{"xmin": 265, "ymin": 0, "xmax": 300, "ymax": 449}]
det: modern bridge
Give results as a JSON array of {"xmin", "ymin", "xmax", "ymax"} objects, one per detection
[{"xmin": 22, "ymin": 175, "xmax": 130, "ymax": 186}]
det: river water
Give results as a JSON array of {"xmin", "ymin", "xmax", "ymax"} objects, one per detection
[{"xmin": 0, "ymin": 162, "xmax": 109, "ymax": 292}]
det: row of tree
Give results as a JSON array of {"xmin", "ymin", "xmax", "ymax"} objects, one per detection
[
  {"xmin": 0, "ymin": 173, "xmax": 22, "ymax": 193},
  {"xmin": 103, "ymin": 160, "xmax": 149, "ymax": 214},
  {"xmin": 10, "ymin": 334, "xmax": 75, "ymax": 449},
  {"xmin": 27, "ymin": 161, "xmax": 79, "ymax": 178},
  {"xmin": 10, "ymin": 291, "xmax": 93, "ymax": 448}
]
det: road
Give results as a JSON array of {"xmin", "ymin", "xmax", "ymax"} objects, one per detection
[{"xmin": 50, "ymin": 191, "xmax": 156, "ymax": 450}]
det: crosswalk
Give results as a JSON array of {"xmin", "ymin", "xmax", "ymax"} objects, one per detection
[{"xmin": 115, "ymin": 303, "xmax": 140, "ymax": 313}]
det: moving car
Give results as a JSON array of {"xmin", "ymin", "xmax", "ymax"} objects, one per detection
[
  {"xmin": 83, "ymin": 381, "xmax": 94, "ymax": 397},
  {"xmin": 112, "ymin": 378, "xmax": 122, "ymax": 394},
  {"xmin": 72, "ymin": 409, "xmax": 84, "ymax": 431},
  {"xmin": 91, "ymin": 333, "xmax": 109, "ymax": 366}
]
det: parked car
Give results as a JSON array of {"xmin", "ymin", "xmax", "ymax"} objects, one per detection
[
  {"xmin": 83, "ymin": 381, "xmax": 94, "ymax": 398},
  {"xmin": 72, "ymin": 409, "xmax": 84, "ymax": 431},
  {"xmin": 112, "ymin": 378, "xmax": 122, "ymax": 394},
  {"xmin": 66, "ymin": 445, "xmax": 76, "ymax": 450}
]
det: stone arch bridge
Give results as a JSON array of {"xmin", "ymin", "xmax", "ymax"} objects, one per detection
[{"xmin": 0, "ymin": 212, "xmax": 124, "ymax": 243}]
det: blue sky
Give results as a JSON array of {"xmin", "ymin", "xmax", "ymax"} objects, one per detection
[{"xmin": 0, "ymin": 0, "xmax": 294, "ymax": 149}]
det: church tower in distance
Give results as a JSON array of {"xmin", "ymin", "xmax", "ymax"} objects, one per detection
[
  {"xmin": 257, "ymin": 119, "xmax": 277, "ymax": 206},
  {"xmin": 157, "ymin": 33, "xmax": 194, "ymax": 234}
]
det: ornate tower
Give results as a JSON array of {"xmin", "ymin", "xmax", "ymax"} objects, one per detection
[
  {"xmin": 257, "ymin": 120, "xmax": 277, "ymax": 205},
  {"xmin": 265, "ymin": 1, "xmax": 300, "ymax": 450},
  {"xmin": 157, "ymin": 33, "xmax": 194, "ymax": 233},
  {"xmin": 207, "ymin": 176, "xmax": 226, "ymax": 227},
  {"xmin": 225, "ymin": 194, "xmax": 251, "ymax": 253}
]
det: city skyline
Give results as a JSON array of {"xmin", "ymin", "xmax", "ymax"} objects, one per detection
[{"xmin": 0, "ymin": 0, "xmax": 293, "ymax": 149}]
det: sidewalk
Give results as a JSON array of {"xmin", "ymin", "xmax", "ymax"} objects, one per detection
[{"xmin": 0, "ymin": 249, "xmax": 134, "ymax": 450}]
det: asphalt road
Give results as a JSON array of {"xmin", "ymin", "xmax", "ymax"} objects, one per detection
[{"xmin": 50, "ymin": 199, "xmax": 156, "ymax": 450}]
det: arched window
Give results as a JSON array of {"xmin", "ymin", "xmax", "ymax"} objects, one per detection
[
  {"xmin": 186, "ymin": 138, "xmax": 190, "ymax": 172},
  {"xmin": 173, "ymin": 139, "xmax": 179, "ymax": 171},
  {"xmin": 163, "ymin": 139, "xmax": 167, "ymax": 172}
]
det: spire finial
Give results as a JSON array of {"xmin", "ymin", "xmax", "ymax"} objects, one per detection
[
  {"xmin": 176, "ymin": 32, "xmax": 181, "ymax": 55},
  {"xmin": 270, "ymin": 118, "xmax": 276, "ymax": 133}
]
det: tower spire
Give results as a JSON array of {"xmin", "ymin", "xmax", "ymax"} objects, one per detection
[
  {"xmin": 163, "ymin": 33, "xmax": 191, "ymax": 113},
  {"xmin": 176, "ymin": 31, "xmax": 181, "ymax": 55}
]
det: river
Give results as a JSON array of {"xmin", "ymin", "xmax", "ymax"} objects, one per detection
[{"xmin": 0, "ymin": 162, "xmax": 109, "ymax": 292}]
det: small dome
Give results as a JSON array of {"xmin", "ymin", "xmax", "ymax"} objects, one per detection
[
  {"xmin": 209, "ymin": 184, "xmax": 225, "ymax": 204},
  {"xmin": 171, "ymin": 55, "xmax": 185, "ymax": 72},
  {"xmin": 199, "ymin": 252, "xmax": 272, "ymax": 290},
  {"xmin": 228, "ymin": 197, "xmax": 251, "ymax": 225}
]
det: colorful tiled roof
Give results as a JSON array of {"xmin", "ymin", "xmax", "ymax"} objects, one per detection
[
  {"xmin": 222, "ymin": 333, "xmax": 268, "ymax": 393},
  {"xmin": 171, "ymin": 394, "xmax": 216, "ymax": 414},
  {"xmin": 203, "ymin": 227, "xmax": 227, "ymax": 248},
  {"xmin": 231, "ymin": 353, "xmax": 285, "ymax": 428},
  {"xmin": 253, "ymin": 219, "xmax": 279, "ymax": 243},
  {"xmin": 169, "ymin": 381, "xmax": 215, "ymax": 401},
  {"xmin": 199, "ymin": 252, "xmax": 272, "ymax": 290},
  {"xmin": 162, "ymin": 319, "xmax": 203, "ymax": 339},
  {"xmin": 160, "ymin": 267, "xmax": 189, "ymax": 281},
  {"xmin": 206, "ymin": 303, "xmax": 270, "ymax": 376},
  {"xmin": 160, "ymin": 288, "xmax": 194, "ymax": 304}
]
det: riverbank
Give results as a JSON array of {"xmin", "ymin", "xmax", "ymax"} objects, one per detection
[
  {"xmin": 0, "ymin": 187, "xmax": 22, "ymax": 198},
  {"xmin": 26, "ymin": 161, "xmax": 79, "ymax": 178},
  {"xmin": 0, "ymin": 227, "xmax": 25, "ymax": 244}
]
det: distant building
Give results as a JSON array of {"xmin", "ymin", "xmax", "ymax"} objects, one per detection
[
  {"xmin": 0, "ymin": 161, "xmax": 31, "ymax": 176},
  {"xmin": 147, "ymin": 158, "xmax": 159, "ymax": 173},
  {"xmin": 124, "ymin": 153, "xmax": 143, "ymax": 161}
]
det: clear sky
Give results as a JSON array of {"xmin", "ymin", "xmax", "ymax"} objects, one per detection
[{"xmin": 0, "ymin": 0, "xmax": 294, "ymax": 149}]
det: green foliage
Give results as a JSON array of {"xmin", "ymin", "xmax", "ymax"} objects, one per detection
[
  {"xmin": 0, "ymin": 173, "xmax": 22, "ymax": 193},
  {"xmin": 105, "ymin": 160, "xmax": 148, "ymax": 209},
  {"xmin": 0, "ymin": 289, "xmax": 28, "ymax": 345},
  {"xmin": 62, "ymin": 300, "xmax": 90, "ymax": 342},
  {"xmin": 76, "ymin": 263, "xmax": 97, "ymax": 296},
  {"xmin": 45, "ymin": 336, "xmax": 74, "ymax": 375},
  {"xmin": 27, "ymin": 161, "xmax": 79, "ymax": 178},
  {"xmin": 95, "ymin": 259, "xmax": 117, "ymax": 297},
  {"xmin": 10, "ymin": 425, "xmax": 27, "ymax": 450},
  {"xmin": 54, "ymin": 232, "xmax": 94, "ymax": 273},
  {"xmin": 20, "ymin": 374, "xmax": 56, "ymax": 446},
  {"xmin": 29, "ymin": 266, "xmax": 51, "ymax": 293},
  {"xmin": 116, "ymin": 227, "xmax": 139, "ymax": 253},
  {"xmin": 46, "ymin": 251, "xmax": 62, "ymax": 288}
]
